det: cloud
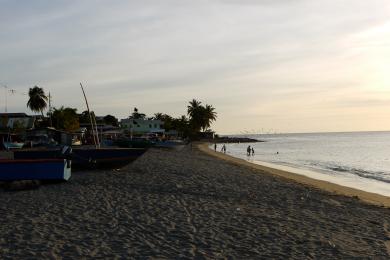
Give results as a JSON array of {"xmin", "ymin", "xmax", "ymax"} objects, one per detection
[{"xmin": 1, "ymin": 0, "xmax": 390, "ymax": 133}]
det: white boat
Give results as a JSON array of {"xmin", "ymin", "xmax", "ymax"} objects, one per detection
[{"xmin": 3, "ymin": 141, "xmax": 24, "ymax": 150}]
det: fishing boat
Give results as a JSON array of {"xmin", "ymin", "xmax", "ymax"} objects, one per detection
[
  {"xmin": 114, "ymin": 137, "xmax": 155, "ymax": 148},
  {"xmin": 3, "ymin": 141, "xmax": 24, "ymax": 150},
  {"xmin": 13, "ymin": 147, "xmax": 146, "ymax": 169},
  {"xmin": 72, "ymin": 147, "xmax": 147, "ymax": 168},
  {"xmin": 154, "ymin": 140, "xmax": 185, "ymax": 149},
  {"xmin": 0, "ymin": 158, "xmax": 71, "ymax": 181},
  {"xmin": 2, "ymin": 133, "xmax": 25, "ymax": 150}
]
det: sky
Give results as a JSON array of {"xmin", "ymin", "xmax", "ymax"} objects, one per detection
[{"xmin": 1, "ymin": 0, "xmax": 390, "ymax": 134}]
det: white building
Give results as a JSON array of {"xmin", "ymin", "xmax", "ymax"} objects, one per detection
[{"xmin": 120, "ymin": 118, "xmax": 164, "ymax": 134}]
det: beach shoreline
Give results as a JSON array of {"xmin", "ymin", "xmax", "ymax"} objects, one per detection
[
  {"xmin": 198, "ymin": 143, "xmax": 390, "ymax": 208},
  {"xmin": 1, "ymin": 145, "xmax": 390, "ymax": 258}
]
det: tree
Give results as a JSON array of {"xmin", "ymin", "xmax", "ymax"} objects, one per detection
[
  {"xmin": 187, "ymin": 99, "xmax": 201, "ymax": 119},
  {"xmin": 79, "ymin": 110, "xmax": 95, "ymax": 125},
  {"xmin": 131, "ymin": 107, "xmax": 146, "ymax": 119},
  {"xmin": 187, "ymin": 99, "xmax": 203, "ymax": 132},
  {"xmin": 187, "ymin": 99, "xmax": 217, "ymax": 133},
  {"xmin": 27, "ymin": 86, "xmax": 48, "ymax": 116},
  {"xmin": 202, "ymin": 104, "xmax": 217, "ymax": 131},
  {"xmin": 172, "ymin": 115, "xmax": 190, "ymax": 137},
  {"xmin": 153, "ymin": 113, "xmax": 164, "ymax": 120},
  {"xmin": 103, "ymin": 115, "xmax": 119, "ymax": 126},
  {"xmin": 161, "ymin": 114, "xmax": 174, "ymax": 131},
  {"xmin": 52, "ymin": 106, "xmax": 80, "ymax": 132}
]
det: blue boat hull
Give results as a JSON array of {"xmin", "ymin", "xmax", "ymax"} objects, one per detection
[
  {"xmin": 13, "ymin": 147, "xmax": 146, "ymax": 169},
  {"xmin": 0, "ymin": 159, "xmax": 71, "ymax": 181}
]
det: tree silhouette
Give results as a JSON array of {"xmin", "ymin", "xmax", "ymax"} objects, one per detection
[
  {"xmin": 132, "ymin": 107, "xmax": 146, "ymax": 119},
  {"xmin": 202, "ymin": 104, "xmax": 217, "ymax": 131},
  {"xmin": 79, "ymin": 110, "xmax": 93, "ymax": 124},
  {"xmin": 187, "ymin": 99, "xmax": 217, "ymax": 133},
  {"xmin": 187, "ymin": 99, "xmax": 201, "ymax": 118},
  {"xmin": 103, "ymin": 115, "xmax": 119, "ymax": 126},
  {"xmin": 153, "ymin": 113, "xmax": 164, "ymax": 120},
  {"xmin": 52, "ymin": 106, "xmax": 80, "ymax": 132},
  {"xmin": 27, "ymin": 86, "xmax": 48, "ymax": 116}
]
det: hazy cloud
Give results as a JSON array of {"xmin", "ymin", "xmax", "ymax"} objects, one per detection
[{"xmin": 1, "ymin": 0, "xmax": 390, "ymax": 133}]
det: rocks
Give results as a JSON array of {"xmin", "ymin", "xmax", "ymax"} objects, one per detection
[{"xmin": 202, "ymin": 137, "xmax": 263, "ymax": 143}]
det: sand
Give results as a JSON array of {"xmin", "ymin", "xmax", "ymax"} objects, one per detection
[
  {"xmin": 1, "ymin": 145, "xmax": 390, "ymax": 258},
  {"xmin": 198, "ymin": 143, "xmax": 390, "ymax": 208}
]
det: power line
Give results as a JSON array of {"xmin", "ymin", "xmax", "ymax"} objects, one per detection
[{"xmin": 1, "ymin": 84, "xmax": 28, "ymax": 112}]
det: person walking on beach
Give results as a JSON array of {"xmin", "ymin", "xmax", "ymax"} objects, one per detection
[
  {"xmin": 247, "ymin": 145, "xmax": 251, "ymax": 156},
  {"xmin": 251, "ymin": 147, "xmax": 255, "ymax": 156},
  {"xmin": 214, "ymin": 143, "xmax": 217, "ymax": 152},
  {"xmin": 221, "ymin": 144, "xmax": 226, "ymax": 153}
]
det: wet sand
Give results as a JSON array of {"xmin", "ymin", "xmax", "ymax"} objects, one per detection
[
  {"xmin": 1, "ymin": 145, "xmax": 390, "ymax": 258},
  {"xmin": 199, "ymin": 143, "xmax": 390, "ymax": 208}
]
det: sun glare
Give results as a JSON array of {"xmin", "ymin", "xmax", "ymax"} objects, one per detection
[{"xmin": 353, "ymin": 21, "xmax": 390, "ymax": 92}]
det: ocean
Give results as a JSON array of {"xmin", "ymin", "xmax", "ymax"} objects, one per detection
[{"xmin": 213, "ymin": 131, "xmax": 390, "ymax": 196}]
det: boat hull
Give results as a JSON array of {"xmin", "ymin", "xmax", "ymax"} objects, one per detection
[
  {"xmin": 114, "ymin": 139, "xmax": 154, "ymax": 148},
  {"xmin": 72, "ymin": 147, "xmax": 147, "ymax": 169},
  {"xmin": 13, "ymin": 147, "xmax": 146, "ymax": 169},
  {"xmin": 0, "ymin": 159, "xmax": 71, "ymax": 181},
  {"xmin": 3, "ymin": 142, "xmax": 24, "ymax": 149}
]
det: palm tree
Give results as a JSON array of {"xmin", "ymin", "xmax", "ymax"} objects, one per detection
[
  {"xmin": 27, "ymin": 86, "xmax": 48, "ymax": 116},
  {"xmin": 187, "ymin": 99, "xmax": 201, "ymax": 118},
  {"xmin": 202, "ymin": 104, "xmax": 217, "ymax": 131},
  {"xmin": 132, "ymin": 107, "xmax": 146, "ymax": 119},
  {"xmin": 187, "ymin": 99, "xmax": 203, "ymax": 132},
  {"xmin": 153, "ymin": 113, "xmax": 164, "ymax": 120}
]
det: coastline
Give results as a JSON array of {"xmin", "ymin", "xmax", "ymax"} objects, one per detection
[
  {"xmin": 198, "ymin": 143, "xmax": 390, "ymax": 208},
  {"xmin": 1, "ymin": 146, "xmax": 390, "ymax": 258}
]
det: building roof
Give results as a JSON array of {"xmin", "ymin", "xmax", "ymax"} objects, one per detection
[{"xmin": 0, "ymin": 113, "xmax": 29, "ymax": 118}]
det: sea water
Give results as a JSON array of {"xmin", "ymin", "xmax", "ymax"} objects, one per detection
[{"xmin": 213, "ymin": 131, "xmax": 390, "ymax": 196}]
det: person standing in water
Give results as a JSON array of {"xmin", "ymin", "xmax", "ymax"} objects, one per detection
[
  {"xmin": 221, "ymin": 144, "xmax": 226, "ymax": 153},
  {"xmin": 214, "ymin": 143, "xmax": 217, "ymax": 152},
  {"xmin": 247, "ymin": 145, "xmax": 251, "ymax": 156},
  {"xmin": 251, "ymin": 147, "xmax": 255, "ymax": 156}
]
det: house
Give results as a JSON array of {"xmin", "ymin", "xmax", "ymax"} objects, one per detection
[
  {"xmin": 120, "ymin": 118, "xmax": 164, "ymax": 135},
  {"xmin": 0, "ymin": 113, "xmax": 35, "ymax": 129},
  {"xmin": 26, "ymin": 127, "xmax": 74, "ymax": 146}
]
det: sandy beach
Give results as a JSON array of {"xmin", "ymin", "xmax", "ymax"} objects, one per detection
[
  {"xmin": 199, "ymin": 143, "xmax": 390, "ymax": 208},
  {"xmin": 1, "ymin": 145, "xmax": 390, "ymax": 258}
]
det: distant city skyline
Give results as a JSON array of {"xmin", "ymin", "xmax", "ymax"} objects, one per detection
[{"xmin": 1, "ymin": 0, "xmax": 390, "ymax": 134}]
